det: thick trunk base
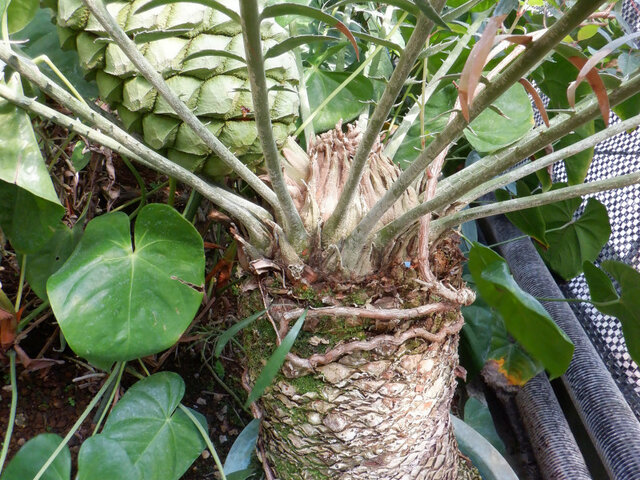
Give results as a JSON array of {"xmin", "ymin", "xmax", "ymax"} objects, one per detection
[{"xmin": 255, "ymin": 331, "xmax": 461, "ymax": 479}]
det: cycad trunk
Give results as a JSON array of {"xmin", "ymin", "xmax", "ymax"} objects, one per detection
[
  {"xmin": 259, "ymin": 333, "xmax": 460, "ymax": 479},
  {"xmin": 236, "ymin": 124, "xmax": 472, "ymax": 479},
  {"xmin": 242, "ymin": 248, "xmax": 467, "ymax": 479}
]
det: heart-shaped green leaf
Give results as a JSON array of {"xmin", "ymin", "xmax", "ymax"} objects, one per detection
[
  {"xmin": 98, "ymin": 372, "xmax": 206, "ymax": 480},
  {"xmin": 23, "ymin": 221, "xmax": 83, "ymax": 300},
  {"xmin": 536, "ymin": 197, "xmax": 610, "ymax": 280},
  {"xmin": 0, "ymin": 434, "xmax": 70, "ymax": 480},
  {"xmin": 557, "ymin": 121, "xmax": 595, "ymax": 186},
  {"xmin": 463, "ymin": 397, "xmax": 506, "ymax": 455},
  {"xmin": 496, "ymin": 183, "xmax": 548, "ymax": 247},
  {"xmin": 6, "ymin": 0, "xmax": 38, "ymax": 33},
  {"xmin": 584, "ymin": 260, "xmax": 640, "ymax": 364},
  {"xmin": 223, "ymin": 419, "xmax": 260, "ymax": 475},
  {"xmin": 47, "ymin": 204, "xmax": 204, "ymax": 366},
  {"xmin": 464, "ymin": 83, "xmax": 534, "ymax": 153},
  {"xmin": 468, "ymin": 243, "xmax": 574, "ymax": 379},
  {"xmin": 0, "ymin": 74, "xmax": 65, "ymax": 253},
  {"xmin": 77, "ymin": 436, "xmax": 140, "ymax": 480},
  {"xmin": 306, "ymin": 70, "xmax": 374, "ymax": 133}
]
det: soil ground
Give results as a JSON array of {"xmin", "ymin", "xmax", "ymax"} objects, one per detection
[{"xmin": 0, "ymin": 304, "xmax": 251, "ymax": 480}]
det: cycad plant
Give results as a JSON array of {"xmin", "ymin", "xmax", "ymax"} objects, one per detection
[{"xmin": 2, "ymin": 0, "xmax": 640, "ymax": 479}]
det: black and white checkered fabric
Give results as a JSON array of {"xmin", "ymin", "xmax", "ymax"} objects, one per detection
[{"xmin": 550, "ymin": 0, "xmax": 640, "ymax": 418}]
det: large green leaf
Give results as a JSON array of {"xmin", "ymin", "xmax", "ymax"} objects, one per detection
[
  {"xmin": 14, "ymin": 9, "xmax": 98, "ymax": 99},
  {"xmin": 463, "ymin": 397, "xmax": 506, "ymax": 455},
  {"xmin": 77, "ymin": 437, "xmax": 140, "ymax": 480},
  {"xmin": 468, "ymin": 243, "xmax": 573, "ymax": 379},
  {"xmin": 461, "ymin": 293, "xmax": 542, "ymax": 386},
  {"xmin": 584, "ymin": 261, "xmax": 640, "ymax": 364},
  {"xmin": 96, "ymin": 372, "xmax": 206, "ymax": 480},
  {"xmin": 47, "ymin": 204, "xmax": 204, "ymax": 366},
  {"xmin": 557, "ymin": 121, "xmax": 595, "ymax": 186},
  {"xmin": 23, "ymin": 221, "xmax": 83, "ymax": 300},
  {"xmin": 536, "ymin": 197, "xmax": 610, "ymax": 280},
  {"xmin": 394, "ymin": 84, "xmax": 457, "ymax": 169},
  {"xmin": 6, "ymin": 0, "xmax": 38, "ymax": 33},
  {"xmin": 0, "ymin": 74, "xmax": 65, "ymax": 253},
  {"xmin": 464, "ymin": 83, "xmax": 534, "ymax": 153},
  {"xmin": 497, "ymin": 183, "xmax": 548, "ymax": 247},
  {"xmin": 0, "ymin": 434, "xmax": 70, "ymax": 480},
  {"xmin": 306, "ymin": 69, "xmax": 374, "ymax": 133}
]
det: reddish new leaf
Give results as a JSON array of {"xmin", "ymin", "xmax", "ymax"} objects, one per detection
[
  {"xmin": 335, "ymin": 22, "xmax": 360, "ymax": 61},
  {"xmin": 572, "ymin": 31, "xmax": 640, "ymax": 86},
  {"xmin": 518, "ymin": 78, "xmax": 550, "ymax": 127},
  {"xmin": 0, "ymin": 307, "xmax": 16, "ymax": 349},
  {"xmin": 458, "ymin": 15, "xmax": 507, "ymax": 122},
  {"xmin": 495, "ymin": 34, "xmax": 533, "ymax": 45},
  {"xmin": 205, "ymin": 242, "xmax": 237, "ymax": 289},
  {"xmin": 567, "ymin": 56, "xmax": 610, "ymax": 126}
]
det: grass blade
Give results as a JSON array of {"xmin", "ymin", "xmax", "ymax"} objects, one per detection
[
  {"xmin": 214, "ymin": 310, "xmax": 266, "ymax": 357},
  {"xmin": 245, "ymin": 310, "xmax": 307, "ymax": 406}
]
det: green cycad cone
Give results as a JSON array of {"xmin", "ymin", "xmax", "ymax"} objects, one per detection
[{"xmin": 55, "ymin": 0, "xmax": 300, "ymax": 177}]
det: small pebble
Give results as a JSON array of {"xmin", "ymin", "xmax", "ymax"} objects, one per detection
[
  {"xmin": 14, "ymin": 413, "xmax": 27, "ymax": 428},
  {"xmin": 196, "ymin": 397, "xmax": 207, "ymax": 406}
]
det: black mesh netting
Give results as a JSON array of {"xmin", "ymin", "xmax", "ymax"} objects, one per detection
[{"xmin": 550, "ymin": 0, "xmax": 640, "ymax": 419}]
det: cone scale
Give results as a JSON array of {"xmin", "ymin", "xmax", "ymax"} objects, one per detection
[{"xmin": 55, "ymin": 0, "xmax": 300, "ymax": 177}]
